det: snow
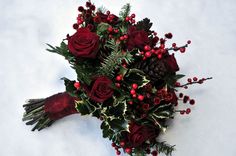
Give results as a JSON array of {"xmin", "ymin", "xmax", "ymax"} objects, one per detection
[{"xmin": 0, "ymin": 0, "xmax": 236, "ymax": 155}]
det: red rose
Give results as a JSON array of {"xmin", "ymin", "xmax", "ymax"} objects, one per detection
[
  {"xmin": 127, "ymin": 26, "xmax": 149, "ymax": 51},
  {"xmin": 44, "ymin": 92, "xmax": 78, "ymax": 120},
  {"xmin": 67, "ymin": 28, "xmax": 99, "ymax": 59},
  {"xmin": 164, "ymin": 54, "xmax": 179, "ymax": 72},
  {"xmin": 88, "ymin": 76, "xmax": 114, "ymax": 103},
  {"xmin": 128, "ymin": 122, "xmax": 158, "ymax": 147}
]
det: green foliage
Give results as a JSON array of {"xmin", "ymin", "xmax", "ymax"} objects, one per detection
[
  {"xmin": 156, "ymin": 142, "xmax": 175, "ymax": 156},
  {"xmin": 165, "ymin": 74, "xmax": 185, "ymax": 88},
  {"xmin": 72, "ymin": 62, "xmax": 93, "ymax": 85},
  {"xmin": 46, "ymin": 42, "xmax": 76, "ymax": 64},
  {"xmin": 96, "ymin": 22, "xmax": 110, "ymax": 36},
  {"xmin": 119, "ymin": 3, "xmax": 131, "ymax": 20},
  {"xmin": 75, "ymin": 93, "xmax": 96, "ymax": 115},
  {"xmin": 97, "ymin": 39, "xmax": 134, "ymax": 78},
  {"xmin": 61, "ymin": 77, "xmax": 77, "ymax": 97},
  {"xmin": 97, "ymin": 6, "xmax": 107, "ymax": 14},
  {"xmin": 146, "ymin": 104, "xmax": 174, "ymax": 132},
  {"xmin": 124, "ymin": 68, "xmax": 150, "ymax": 87},
  {"xmin": 136, "ymin": 18, "xmax": 153, "ymax": 32}
]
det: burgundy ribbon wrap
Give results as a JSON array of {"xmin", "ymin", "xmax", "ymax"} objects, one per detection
[{"xmin": 44, "ymin": 92, "xmax": 78, "ymax": 120}]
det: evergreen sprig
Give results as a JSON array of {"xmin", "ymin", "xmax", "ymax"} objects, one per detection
[
  {"xmin": 97, "ymin": 40, "xmax": 133, "ymax": 78},
  {"xmin": 156, "ymin": 142, "xmax": 175, "ymax": 156},
  {"xmin": 46, "ymin": 42, "xmax": 76, "ymax": 65},
  {"xmin": 119, "ymin": 3, "xmax": 131, "ymax": 20}
]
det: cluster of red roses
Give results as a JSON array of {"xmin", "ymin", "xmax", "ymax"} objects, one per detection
[{"xmin": 23, "ymin": 1, "xmax": 211, "ymax": 156}]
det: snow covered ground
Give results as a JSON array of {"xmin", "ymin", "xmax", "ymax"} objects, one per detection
[{"xmin": 0, "ymin": 0, "xmax": 236, "ymax": 155}]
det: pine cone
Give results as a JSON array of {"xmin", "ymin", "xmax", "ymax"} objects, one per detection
[{"xmin": 134, "ymin": 56, "xmax": 168, "ymax": 83}]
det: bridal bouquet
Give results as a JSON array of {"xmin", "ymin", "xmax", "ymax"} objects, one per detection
[{"xmin": 22, "ymin": 1, "xmax": 211, "ymax": 155}]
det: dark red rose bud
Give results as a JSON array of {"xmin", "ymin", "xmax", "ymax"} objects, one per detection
[
  {"xmin": 127, "ymin": 26, "xmax": 149, "ymax": 51},
  {"xmin": 78, "ymin": 6, "xmax": 84, "ymax": 12},
  {"xmin": 67, "ymin": 28, "xmax": 99, "ymax": 59},
  {"xmin": 128, "ymin": 122, "xmax": 158, "ymax": 147},
  {"xmin": 164, "ymin": 54, "xmax": 179, "ymax": 72},
  {"xmin": 90, "ymin": 5, "xmax": 96, "ymax": 11},
  {"xmin": 87, "ymin": 76, "xmax": 114, "ymax": 103},
  {"xmin": 165, "ymin": 33, "xmax": 173, "ymax": 39},
  {"xmin": 44, "ymin": 92, "xmax": 78, "ymax": 120},
  {"xmin": 86, "ymin": 2, "xmax": 91, "ymax": 7}
]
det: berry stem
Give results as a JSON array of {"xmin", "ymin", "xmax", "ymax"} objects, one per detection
[{"xmin": 176, "ymin": 77, "xmax": 213, "ymax": 88}]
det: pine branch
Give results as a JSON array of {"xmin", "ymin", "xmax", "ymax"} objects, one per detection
[
  {"xmin": 155, "ymin": 142, "xmax": 175, "ymax": 156},
  {"xmin": 46, "ymin": 42, "xmax": 76, "ymax": 64},
  {"xmin": 97, "ymin": 40, "xmax": 133, "ymax": 78},
  {"xmin": 119, "ymin": 3, "xmax": 131, "ymax": 20}
]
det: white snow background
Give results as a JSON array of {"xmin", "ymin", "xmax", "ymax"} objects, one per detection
[{"xmin": 0, "ymin": 0, "xmax": 236, "ymax": 156}]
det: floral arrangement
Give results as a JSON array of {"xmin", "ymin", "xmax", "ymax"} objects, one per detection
[{"xmin": 22, "ymin": 1, "xmax": 211, "ymax": 156}]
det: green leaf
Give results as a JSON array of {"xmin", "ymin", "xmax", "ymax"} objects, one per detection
[
  {"xmin": 109, "ymin": 119, "xmax": 128, "ymax": 132},
  {"xmin": 97, "ymin": 39, "xmax": 134, "ymax": 78},
  {"xmin": 174, "ymin": 74, "xmax": 185, "ymax": 80},
  {"xmin": 61, "ymin": 77, "xmax": 77, "ymax": 97},
  {"xmin": 46, "ymin": 42, "xmax": 76, "ymax": 64},
  {"xmin": 75, "ymin": 100, "xmax": 95, "ymax": 115},
  {"xmin": 124, "ymin": 68, "xmax": 150, "ymax": 87},
  {"xmin": 97, "ymin": 22, "xmax": 110, "ymax": 36}
]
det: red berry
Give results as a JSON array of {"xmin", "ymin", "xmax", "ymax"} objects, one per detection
[
  {"xmin": 151, "ymin": 150, "xmax": 158, "ymax": 156},
  {"xmin": 144, "ymin": 45, "xmax": 151, "ymax": 51},
  {"xmin": 193, "ymin": 77, "xmax": 198, "ymax": 81},
  {"xmin": 186, "ymin": 108, "xmax": 191, "ymax": 114},
  {"xmin": 114, "ymin": 29, "xmax": 119, "ymax": 33},
  {"xmin": 116, "ymin": 151, "xmax": 121, "ymax": 155},
  {"xmin": 131, "ymin": 19, "xmax": 135, "ymax": 24},
  {"xmin": 180, "ymin": 110, "xmax": 185, "ymax": 115},
  {"xmin": 111, "ymin": 143, "xmax": 116, "ymax": 147},
  {"xmin": 106, "ymin": 11, "xmax": 110, "ymax": 15},
  {"xmin": 138, "ymin": 95, "xmax": 144, "ymax": 101},
  {"xmin": 175, "ymin": 82, "xmax": 181, "ymax": 87},
  {"xmin": 115, "ymin": 83, "xmax": 121, "ymax": 88},
  {"xmin": 130, "ymin": 89, "xmax": 136, "ymax": 95},
  {"xmin": 128, "ymin": 101, "xmax": 133, "ymax": 105},
  {"xmin": 78, "ymin": 6, "xmax": 84, "ymax": 12},
  {"xmin": 189, "ymin": 99, "xmax": 195, "ymax": 105},
  {"xmin": 145, "ymin": 51, "xmax": 151, "ymax": 57},
  {"xmin": 131, "ymin": 13, "xmax": 136, "ymax": 18},
  {"xmin": 120, "ymin": 141, "xmax": 125, "ymax": 147},
  {"xmin": 179, "ymin": 93, "xmax": 184, "ymax": 98},
  {"xmin": 74, "ymin": 82, "xmax": 81, "ymax": 89},
  {"xmin": 132, "ymin": 94, "xmax": 137, "ymax": 98},
  {"xmin": 132, "ymin": 83, "xmax": 138, "ymax": 89},
  {"xmin": 165, "ymin": 33, "xmax": 173, "ymax": 39},
  {"xmin": 125, "ymin": 16, "xmax": 130, "ymax": 22},
  {"xmin": 180, "ymin": 47, "xmax": 186, "ymax": 53},
  {"xmin": 116, "ymin": 75, "xmax": 122, "ymax": 81},
  {"xmin": 73, "ymin": 23, "xmax": 78, "ymax": 29},
  {"xmin": 187, "ymin": 78, "xmax": 192, "ymax": 83},
  {"xmin": 125, "ymin": 148, "xmax": 132, "ymax": 154},
  {"xmin": 187, "ymin": 40, "xmax": 191, "ymax": 44},
  {"xmin": 120, "ymin": 36, "xmax": 124, "ymax": 41},
  {"xmin": 124, "ymin": 35, "xmax": 128, "ymax": 39},
  {"xmin": 172, "ymin": 43, "xmax": 176, "ymax": 47},
  {"xmin": 108, "ymin": 26, "xmax": 113, "ymax": 32}
]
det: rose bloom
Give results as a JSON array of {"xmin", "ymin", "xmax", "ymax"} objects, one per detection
[
  {"xmin": 67, "ymin": 28, "xmax": 99, "ymax": 59},
  {"xmin": 88, "ymin": 76, "xmax": 114, "ymax": 103},
  {"xmin": 128, "ymin": 122, "xmax": 158, "ymax": 147},
  {"xmin": 163, "ymin": 53, "xmax": 179, "ymax": 72},
  {"xmin": 126, "ymin": 26, "xmax": 149, "ymax": 51}
]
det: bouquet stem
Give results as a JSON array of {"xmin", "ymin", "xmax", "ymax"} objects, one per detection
[{"xmin": 22, "ymin": 92, "xmax": 78, "ymax": 131}]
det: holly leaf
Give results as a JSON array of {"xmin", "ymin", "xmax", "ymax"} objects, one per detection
[
  {"xmin": 124, "ymin": 68, "xmax": 150, "ymax": 87},
  {"xmin": 109, "ymin": 118, "xmax": 129, "ymax": 132},
  {"xmin": 75, "ymin": 100, "xmax": 95, "ymax": 115}
]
